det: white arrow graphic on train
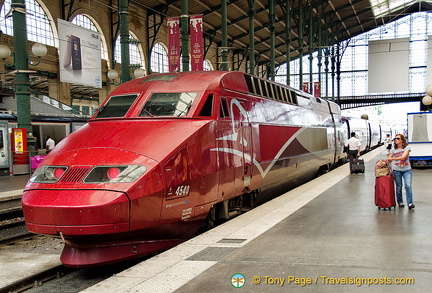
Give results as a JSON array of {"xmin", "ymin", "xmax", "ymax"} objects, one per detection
[
  {"xmin": 213, "ymin": 128, "xmax": 305, "ymax": 179},
  {"xmin": 212, "ymin": 99, "xmax": 306, "ymax": 178}
]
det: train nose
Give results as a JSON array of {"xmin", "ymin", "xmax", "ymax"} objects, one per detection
[{"xmin": 22, "ymin": 189, "xmax": 130, "ymax": 235}]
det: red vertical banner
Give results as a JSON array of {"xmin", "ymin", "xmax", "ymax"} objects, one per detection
[
  {"xmin": 167, "ymin": 17, "xmax": 180, "ymax": 72},
  {"xmin": 190, "ymin": 15, "xmax": 204, "ymax": 71},
  {"xmin": 302, "ymin": 82, "xmax": 309, "ymax": 93},
  {"xmin": 314, "ymin": 82, "xmax": 321, "ymax": 98}
]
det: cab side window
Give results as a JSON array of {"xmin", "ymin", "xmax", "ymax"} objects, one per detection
[
  {"xmin": 219, "ymin": 98, "xmax": 230, "ymax": 118},
  {"xmin": 198, "ymin": 94, "xmax": 213, "ymax": 117}
]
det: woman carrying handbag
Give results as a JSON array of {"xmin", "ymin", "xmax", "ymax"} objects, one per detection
[{"xmin": 388, "ymin": 134, "xmax": 415, "ymax": 209}]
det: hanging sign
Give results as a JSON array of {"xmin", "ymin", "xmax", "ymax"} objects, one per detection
[
  {"xmin": 314, "ymin": 82, "xmax": 321, "ymax": 98},
  {"xmin": 190, "ymin": 15, "xmax": 203, "ymax": 71},
  {"xmin": 58, "ymin": 19, "xmax": 102, "ymax": 88},
  {"xmin": 302, "ymin": 82, "xmax": 309, "ymax": 93},
  {"xmin": 167, "ymin": 17, "xmax": 180, "ymax": 72}
]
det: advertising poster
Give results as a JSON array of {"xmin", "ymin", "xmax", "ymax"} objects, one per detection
[
  {"xmin": 12, "ymin": 128, "xmax": 26, "ymax": 154},
  {"xmin": 190, "ymin": 15, "xmax": 203, "ymax": 71},
  {"xmin": 58, "ymin": 19, "xmax": 102, "ymax": 88},
  {"xmin": 167, "ymin": 17, "xmax": 180, "ymax": 72}
]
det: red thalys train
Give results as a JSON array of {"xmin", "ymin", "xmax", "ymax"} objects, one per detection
[{"xmin": 21, "ymin": 71, "xmax": 388, "ymax": 267}]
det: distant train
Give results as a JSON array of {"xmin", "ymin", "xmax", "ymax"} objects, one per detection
[
  {"xmin": 0, "ymin": 113, "xmax": 87, "ymax": 175},
  {"xmin": 21, "ymin": 71, "xmax": 389, "ymax": 267},
  {"xmin": 0, "ymin": 113, "xmax": 87, "ymax": 146}
]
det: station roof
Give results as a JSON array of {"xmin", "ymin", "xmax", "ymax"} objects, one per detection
[
  {"xmin": 138, "ymin": 0, "xmax": 432, "ymax": 66},
  {"xmin": 3, "ymin": 1, "xmax": 432, "ymax": 104}
]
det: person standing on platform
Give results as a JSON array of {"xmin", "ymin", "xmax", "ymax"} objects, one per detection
[
  {"xmin": 384, "ymin": 133, "xmax": 392, "ymax": 154},
  {"xmin": 388, "ymin": 134, "xmax": 415, "ymax": 209},
  {"xmin": 34, "ymin": 136, "xmax": 39, "ymax": 151},
  {"xmin": 346, "ymin": 132, "xmax": 361, "ymax": 173},
  {"xmin": 46, "ymin": 135, "xmax": 55, "ymax": 154}
]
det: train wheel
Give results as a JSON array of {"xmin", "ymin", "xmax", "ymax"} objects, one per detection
[
  {"xmin": 316, "ymin": 164, "xmax": 330, "ymax": 177},
  {"xmin": 198, "ymin": 206, "xmax": 216, "ymax": 233}
]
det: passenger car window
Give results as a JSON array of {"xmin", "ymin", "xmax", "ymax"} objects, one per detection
[
  {"xmin": 95, "ymin": 94, "xmax": 138, "ymax": 118},
  {"xmin": 140, "ymin": 92, "xmax": 198, "ymax": 117}
]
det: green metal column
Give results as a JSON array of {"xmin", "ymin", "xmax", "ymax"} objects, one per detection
[
  {"xmin": 308, "ymin": 4, "xmax": 313, "ymax": 93},
  {"xmin": 181, "ymin": 0, "xmax": 189, "ymax": 72},
  {"xmin": 119, "ymin": 0, "xmax": 130, "ymax": 83},
  {"xmin": 221, "ymin": 0, "xmax": 228, "ymax": 71},
  {"xmin": 331, "ymin": 46, "xmax": 335, "ymax": 101},
  {"xmin": 248, "ymin": 0, "xmax": 255, "ymax": 75},
  {"xmin": 317, "ymin": 22, "xmax": 322, "ymax": 87},
  {"xmin": 324, "ymin": 48, "xmax": 330, "ymax": 98},
  {"xmin": 336, "ymin": 44, "xmax": 341, "ymax": 105},
  {"xmin": 298, "ymin": 0, "xmax": 303, "ymax": 90},
  {"xmin": 285, "ymin": 0, "xmax": 291, "ymax": 85},
  {"xmin": 12, "ymin": 0, "xmax": 35, "ymax": 152},
  {"xmin": 269, "ymin": 0, "xmax": 275, "ymax": 81},
  {"xmin": 324, "ymin": 48, "xmax": 329, "ymax": 97},
  {"xmin": 324, "ymin": 31, "xmax": 329, "ymax": 98}
]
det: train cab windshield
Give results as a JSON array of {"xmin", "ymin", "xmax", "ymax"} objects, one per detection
[
  {"xmin": 95, "ymin": 94, "xmax": 138, "ymax": 118},
  {"xmin": 139, "ymin": 92, "xmax": 198, "ymax": 117}
]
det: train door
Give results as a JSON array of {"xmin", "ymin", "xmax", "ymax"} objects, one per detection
[
  {"xmin": 216, "ymin": 97, "xmax": 253, "ymax": 201},
  {"xmin": 234, "ymin": 100, "xmax": 253, "ymax": 192},
  {"xmin": 0, "ymin": 121, "xmax": 10, "ymax": 175},
  {"xmin": 216, "ymin": 97, "xmax": 236, "ymax": 201}
]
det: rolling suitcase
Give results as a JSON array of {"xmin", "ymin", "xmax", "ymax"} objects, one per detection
[
  {"xmin": 375, "ymin": 175, "xmax": 396, "ymax": 210},
  {"xmin": 351, "ymin": 157, "xmax": 365, "ymax": 173}
]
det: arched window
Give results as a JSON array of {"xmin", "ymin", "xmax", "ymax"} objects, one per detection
[
  {"xmin": 71, "ymin": 14, "xmax": 108, "ymax": 60},
  {"xmin": 151, "ymin": 43, "xmax": 168, "ymax": 73},
  {"xmin": 0, "ymin": 0, "xmax": 54, "ymax": 46},
  {"xmin": 203, "ymin": 60, "xmax": 213, "ymax": 71},
  {"xmin": 114, "ymin": 33, "xmax": 143, "ymax": 68}
]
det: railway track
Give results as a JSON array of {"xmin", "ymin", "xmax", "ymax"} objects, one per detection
[
  {"xmin": 0, "ymin": 265, "xmax": 72, "ymax": 293},
  {"xmin": 0, "ymin": 190, "xmax": 33, "ymax": 244},
  {"xmin": 0, "ymin": 204, "xmax": 33, "ymax": 244},
  {"xmin": 0, "ymin": 255, "xmax": 147, "ymax": 293},
  {"xmin": 0, "ymin": 219, "xmax": 32, "ymax": 244},
  {"xmin": 0, "ymin": 196, "xmax": 154, "ymax": 293}
]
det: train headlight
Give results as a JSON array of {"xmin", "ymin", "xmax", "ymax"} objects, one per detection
[
  {"xmin": 30, "ymin": 166, "xmax": 68, "ymax": 183},
  {"xmin": 107, "ymin": 167, "xmax": 121, "ymax": 179},
  {"xmin": 83, "ymin": 165, "xmax": 147, "ymax": 183}
]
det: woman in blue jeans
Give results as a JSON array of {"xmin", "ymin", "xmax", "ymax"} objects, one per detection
[{"xmin": 388, "ymin": 134, "xmax": 414, "ymax": 209}]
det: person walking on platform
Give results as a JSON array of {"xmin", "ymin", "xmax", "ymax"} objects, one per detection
[
  {"xmin": 46, "ymin": 135, "xmax": 55, "ymax": 154},
  {"xmin": 388, "ymin": 134, "xmax": 415, "ymax": 209},
  {"xmin": 346, "ymin": 132, "xmax": 361, "ymax": 173}
]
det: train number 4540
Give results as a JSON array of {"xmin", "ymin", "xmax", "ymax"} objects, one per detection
[{"xmin": 175, "ymin": 185, "xmax": 190, "ymax": 196}]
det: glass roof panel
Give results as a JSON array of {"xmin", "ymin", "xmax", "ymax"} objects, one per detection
[{"xmin": 370, "ymin": 0, "xmax": 417, "ymax": 17}]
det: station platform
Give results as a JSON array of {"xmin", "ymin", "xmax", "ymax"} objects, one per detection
[
  {"xmin": 0, "ymin": 173, "xmax": 29, "ymax": 198},
  {"xmin": 0, "ymin": 174, "xmax": 63, "ymax": 290},
  {"xmin": 81, "ymin": 146, "xmax": 432, "ymax": 292}
]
